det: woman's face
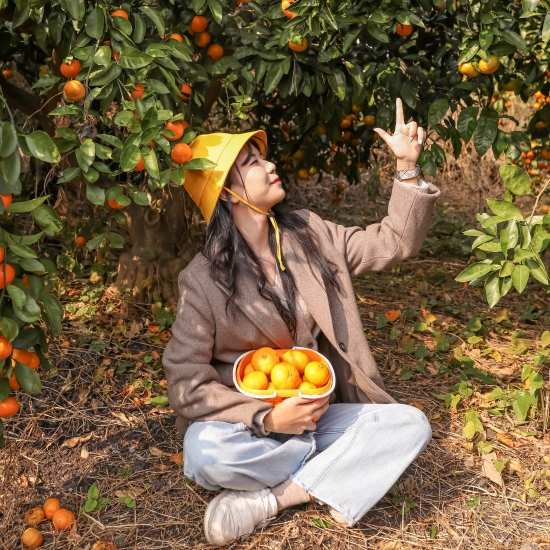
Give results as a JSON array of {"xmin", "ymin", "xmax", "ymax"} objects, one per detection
[{"xmin": 226, "ymin": 144, "xmax": 285, "ymax": 212}]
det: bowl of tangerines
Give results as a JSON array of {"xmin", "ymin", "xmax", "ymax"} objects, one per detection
[{"xmin": 233, "ymin": 346, "xmax": 335, "ymax": 405}]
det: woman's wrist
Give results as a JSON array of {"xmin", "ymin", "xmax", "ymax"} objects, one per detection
[{"xmin": 396, "ymin": 160, "xmax": 417, "ymax": 171}]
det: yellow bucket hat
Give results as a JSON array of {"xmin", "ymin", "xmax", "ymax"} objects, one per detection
[{"xmin": 184, "ymin": 130, "xmax": 286, "ymax": 271}]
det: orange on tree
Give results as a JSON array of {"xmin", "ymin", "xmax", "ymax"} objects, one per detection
[
  {"xmin": 340, "ymin": 118, "xmax": 351, "ymax": 129},
  {"xmin": 0, "ymin": 336, "xmax": 13, "ymax": 359},
  {"xmin": 0, "ymin": 246, "xmax": 4, "ymax": 263},
  {"xmin": 289, "ymin": 37, "xmax": 308, "ymax": 52},
  {"xmin": 242, "ymin": 370, "xmax": 269, "ymax": 390},
  {"xmin": 542, "ymin": 205, "xmax": 549, "ymax": 214},
  {"xmin": 75, "ymin": 236, "xmax": 87, "ymax": 248},
  {"xmin": 7, "ymin": 370, "xmax": 20, "ymax": 390},
  {"xmin": 363, "ymin": 115, "xmax": 376, "ymax": 126},
  {"xmin": 0, "ymin": 263, "xmax": 15, "ymax": 289},
  {"xmin": 171, "ymin": 143, "xmax": 193, "ymax": 165},
  {"xmin": 21, "ymin": 274, "xmax": 30, "ymax": 288},
  {"xmin": 292, "ymin": 149, "xmax": 306, "ymax": 161},
  {"xmin": 534, "ymin": 90, "xmax": 544, "ymax": 100},
  {"xmin": 282, "ymin": 350, "xmax": 309, "ymax": 374},
  {"xmin": 251, "ymin": 346, "xmax": 279, "ymax": 375},
  {"xmin": 352, "ymin": 104, "xmax": 362, "ymax": 113},
  {"xmin": 21, "ymin": 528, "xmax": 43, "ymax": 548},
  {"xmin": 167, "ymin": 33, "xmax": 183, "ymax": 43},
  {"xmin": 478, "ymin": 54, "xmax": 500, "ymax": 74},
  {"xmin": 342, "ymin": 131, "xmax": 352, "ymax": 143},
  {"xmin": 190, "ymin": 15, "xmax": 208, "ymax": 33},
  {"xmin": 0, "ymin": 396, "xmax": 19, "ymax": 417},
  {"xmin": 304, "ymin": 361, "xmax": 329, "ymax": 386},
  {"xmin": 270, "ymin": 362, "xmax": 301, "ymax": 390},
  {"xmin": 314, "ymin": 124, "xmax": 326, "ymax": 135},
  {"xmin": 180, "ymin": 83, "xmax": 192, "ymax": 100},
  {"xmin": 164, "ymin": 121, "xmax": 185, "ymax": 141},
  {"xmin": 298, "ymin": 168, "xmax": 309, "ymax": 180},
  {"xmin": 135, "ymin": 156, "xmax": 146, "ymax": 171},
  {"xmin": 282, "ymin": 0, "xmax": 297, "ymax": 18},
  {"xmin": 332, "ymin": 193, "xmax": 342, "ymax": 203},
  {"xmin": 60, "ymin": 59, "xmax": 81, "ymax": 78},
  {"xmin": 534, "ymin": 102, "xmax": 541, "ymax": 109},
  {"xmin": 24, "ymin": 507, "xmax": 45, "ymax": 527},
  {"xmin": 129, "ymin": 83, "xmax": 145, "ymax": 100},
  {"xmin": 458, "ymin": 62, "xmax": 479, "ymax": 77},
  {"xmin": 2, "ymin": 69, "xmax": 14, "ymax": 80},
  {"xmin": 396, "ymin": 23, "xmax": 413, "ymax": 36},
  {"xmin": 207, "ymin": 44, "xmax": 224, "ymax": 60},
  {"xmin": 13, "ymin": 349, "xmax": 40, "ymax": 370},
  {"xmin": 43, "ymin": 498, "xmax": 61, "ymax": 519},
  {"xmin": 104, "ymin": 40, "xmax": 119, "ymax": 61},
  {"xmin": 52, "ymin": 508, "xmax": 76, "ymax": 530},
  {"xmin": 111, "ymin": 9, "xmax": 129, "ymax": 19},
  {"xmin": 108, "ymin": 198, "xmax": 125, "ymax": 209},
  {"xmin": 63, "ymin": 80, "xmax": 86, "ymax": 102},
  {"xmin": 336, "ymin": 182, "xmax": 347, "ymax": 193},
  {"xmin": 196, "ymin": 32, "xmax": 211, "ymax": 47},
  {"xmin": 308, "ymin": 166, "xmax": 318, "ymax": 176},
  {"xmin": 536, "ymin": 121, "xmax": 549, "ymax": 129}
]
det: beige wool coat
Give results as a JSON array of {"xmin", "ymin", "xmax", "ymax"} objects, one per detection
[{"xmin": 163, "ymin": 180, "xmax": 440, "ymax": 437}]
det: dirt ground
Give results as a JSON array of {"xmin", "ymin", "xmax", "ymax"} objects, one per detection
[{"xmin": 2, "ymin": 153, "xmax": 550, "ymax": 549}]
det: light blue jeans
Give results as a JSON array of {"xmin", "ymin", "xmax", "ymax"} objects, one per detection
[{"xmin": 183, "ymin": 403, "xmax": 432, "ymax": 526}]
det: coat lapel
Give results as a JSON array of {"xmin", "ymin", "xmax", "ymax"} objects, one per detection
[
  {"xmin": 214, "ymin": 274, "xmax": 293, "ymax": 349},
  {"xmin": 283, "ymin": 237, "xmax": 337, "ymax": 346}
]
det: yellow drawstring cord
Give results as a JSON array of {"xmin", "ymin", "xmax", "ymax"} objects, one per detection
[{"xmin": 223, "ymin": 186, "xmax": 286, "ymax": 272}]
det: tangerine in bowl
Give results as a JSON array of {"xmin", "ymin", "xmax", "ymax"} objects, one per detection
[{"xmin": 233, "ymin": 346, "xmax": 335, "ymax": 403}]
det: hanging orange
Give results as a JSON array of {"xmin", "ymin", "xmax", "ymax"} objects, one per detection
[
  {"xmin": 190, "ymin": 15, "xmax": 208, "ymax": 33},
  {"xmin": 111, "ymin": 9, "xmax": 129, "ymax": 19},
  {"xmin": 167, "ymin": 33, "xmax": 183, "ymax": 43},
  {"xmin": 129, "ymin": 83, "xmax": 145, "ymax": 100},
  {"xmin": 196, "ymin": 32, "xmax": 211, "ymax": 47},
  {"xmin": 0, "ymin": 396, "xmax": 19, "ymax": 417},
  {"xmin": 135, "ymin": 156, "xmax": 146, "ymax": 171},
  {"xmin": 0, "ymin": 263, "xmax": 15, "ymax": 289},
  {"xmin": 180, "ymin": 83, "xmax": 192, "ymax": 100},
  {"xmin": 164, "ymin": 121, "xmax": 185, "ymax": 141},
  {"xmin": 289, "ymin": 38, "xmax": 308, "ymax": 52},
  {"xmin": 60, "ymin": 59, "xmax": 81, "ymax": 78},
  {"xmin": 171, "ymin": 143, "xmax": 193, "ymax": 165},
  {"xmin": 13, "ymin": 349, "xmax": 40, "ymax": 370},
  {"xmin": 282, "ymin": 0, "xmax": 297, "ymax": 18},
  {"xmin": 63, "ymin": 80, "xmax": 86, "ymax": 102},
  {"xmin": 0, "ymin": 193, "xmax": 12, "ymax": 209},
  {"xmin": 0, "ymin": 336, "xmax": 13, "ymax": 360},
  {"xmin": 207, "ymin": 44, "xmax": 224, "ymax": 60},
  {"xmin": 396, "ymin": 24, "xmax": 413, "ymax": 36}
]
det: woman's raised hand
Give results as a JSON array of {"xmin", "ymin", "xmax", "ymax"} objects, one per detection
[
  {"xmin": 263, "ymin": 396, "xmax": 330, "ymax": 435},
  {"xmin": 374, "ymin": 98, "xmax": 425, "ymax": 170}
]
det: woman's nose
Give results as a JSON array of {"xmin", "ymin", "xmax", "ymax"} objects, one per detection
[{"xmin": 265, "ymin": 162, "xmax": 276, "ymax": 173}]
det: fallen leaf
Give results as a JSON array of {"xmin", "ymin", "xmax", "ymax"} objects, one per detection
[
  {"xmin": 497, "ymin": 433, "xmax": 516, "ymax": 448},
  {"xmin": 128, "ymin": 320, "xmax": 143, "ymax": 338},
  {"xmin": 149, "ymin": 446, "xmax": 172, "ymax": 457},
  {"xmin": 78, "ymin": 386, "xmax": 92, "ymax": 402},
  {"xmin": 408, "ymin": 401, "xmax": 425, "ymax": 411},
  {"xmin": 384, "ymin": 310, "xmax": 400, "ymax": 323},
  {"xmin": 171, "ymin": 452, "xmax": 184, "ymax": 466},
  {"xmin": 462, "ymin": 441, "xmax": 474, "ymax": 452},
  {"xmin": 481, "ymin": 452, "xmax": 504, "ymax": 487},
  {"xmin": 508, "ymin": 458, "xmax": 528, "ymax": 475},
  {"xmin": 151, "ymin": 351, "xmax": 160, "ymax": 359},
  {"xmin": 62, "ymin": 432, "xmax": 95, "ymax": 448},
  {"xmin": 91, "ymin": 541, "xmax": 117, "ymax": 550},
  {"xmin": 111, "ymin": 411, "xmax": 132, "ymax": 425},
  {"xmin": 422, "ymin": 309, "xmax": 437, "ymax": 325},
  {"xmin": 490, "ymin": 350, "xmax": 502, "ymax": 363},
  {"xmin": 115, "ymin": 487, "xmax": 145, "ymax": 499},
  {"xmin": 429, "ymin": 413, "xmax": 442, "ymax": 423},
  {"xmin": 81, "ymin": 446, "xmax": 89, "ymax": 460},
  {"xmin": 60, "ymin": 371, "xmax": 74, "ymax": 395},
  {"xmin": 464, "ymin": 456, "xmax": 475, "ymax": 469},
  {"xmin": 148, "ymin": 325, "xmax": 160, "ymax": 333},
  {"xmin": 533, "ymin": 538, "xmax": 550, "ymax": 544}
]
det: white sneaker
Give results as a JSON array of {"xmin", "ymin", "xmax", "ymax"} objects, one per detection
[{"xmin": 204, "ymin": 488, "xmax": 278, "ymax": 546}]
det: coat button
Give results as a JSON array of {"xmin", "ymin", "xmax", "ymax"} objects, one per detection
[
  {"xmin": 339, "ymin": 342, "xmax": 347, "ymax": 352},
  {"xmin": 307, "ymin": 342, "xmax": 314, "ymax": 348}
]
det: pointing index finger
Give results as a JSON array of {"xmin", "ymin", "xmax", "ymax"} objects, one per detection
[{"xmin": 395, "ymin": 98, "xmax": 404, "ymax": 127}]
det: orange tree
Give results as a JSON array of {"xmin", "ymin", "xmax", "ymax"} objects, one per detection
[{"xmin": 0, "ymin": 0, "xmax": 550, "ymax": 432}]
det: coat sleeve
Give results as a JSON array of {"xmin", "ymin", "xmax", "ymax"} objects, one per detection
[
  {"xmin": 319, "ymin": 180, "xmax": 440, "ymax": 277},
  {"xmin": 163, "ymin": 269, "xmax": 272, "ymax": 432}
]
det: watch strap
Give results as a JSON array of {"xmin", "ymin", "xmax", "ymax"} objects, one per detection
[{"xmin": 395, "ymin": 165, "xmax": 420, "ymax": 181}]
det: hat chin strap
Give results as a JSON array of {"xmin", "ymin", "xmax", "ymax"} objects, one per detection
[{"xmin": 223, "ymin": 186, "xmax": 286, "ymax": 272}]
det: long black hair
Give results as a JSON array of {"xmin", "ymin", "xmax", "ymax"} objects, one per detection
[{"xmin": 200, "ymin": 143, "xmax": 341, "ymax": 340}]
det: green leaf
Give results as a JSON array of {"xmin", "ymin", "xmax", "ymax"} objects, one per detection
[
  {"xmin": 147, "ymin": 79, "xmax": 169, "ymax": 94},
  {"xmin": 141, "ymin": 146, "xmax": 159, "ymax": 179},
  {"xmin": 512, "ymin": 390, "xmax": 535, "ymax": 421},
  {"xmin": 140, "ymin": 6, "xmax": 165, "ymax": 37},
  {"xmin": 87, "ymin": 234, "xmax": 106, "ymax": 251},
  {"xmin": 120, "ymin": 146, "xmax": 141, "ymax": 171},
  {"xmin": 457, "ymin": 107, "xmax": 478, "ymax": 143},
  {"xmin": 40, "ymin": 292, "xmax": 64, "ymax": 336},
  {"xmin": 428, "ymin": 98, "xmax": 449, "ymax": 127},
  {"xmin": 474, "ymin": 111, "xmax": 499, "ymax": 157},
  {"xmin": 79, "ymin": 139, "xmax": 96, "ymax": 170},
  {"xmin": 527, "ymin": 258, "xmax": 548, "ymax": 285},
  {"xmin": 25, "ymin": 131, "xmax": 60, "ymax": 163},
  {"xmin": 108, "ymin": 232, "xmax": 125, "ymax": 248},
  {"xmin": 89, "ymin": 64, "xmax": 121, "ymax": 86},
  {"xmin": 264, "ymin": 61, "xmax": 285, "ymax": 95},
  {"xmin": 1, "ymin": 317, "xmax": 19, "ymax": 342},
  {"xmin": 2, "ymin": 151, "xmax": 20, "ymax": 186},
  {"xmin": 485, "ymin": 272, "xmax": 501, "ymax": 308},
  {"xmin": 455, "ymin": 262, "xmax": 496, "ymax": 283},
  {"xmin": 119, "ymin": 47, "xmax": 154, "ymax": 70},
  {"xmin": 85, "ymin": 6, "xmax": 104, "ymax": 39},
  {"xmin": 500, "ymin": 29, "xmax": 528, "ymax": 54},
  {"xmin": 150, "ymin": 395, "xmax": 169, "ymax": 406},
  {"xmin": 97, "ymin": 134, "xmax": 123, "ymax": 149},
  {"xmin": 207, "ymin": 0, "xmax": 223, "ymax": 23},
  {"xmin": 7, "ymin": 284, "xmax": 26, "ymax": 308},
  {"xmin": 367, "ymin": 21, "xmax": 389, "ymax": 43},
  {"xmin": 184, "ymin": 158, "xmax": 217, "ymax": 171},
  {"xmin": 8, "ymin": 243, "xmax": 37, "ymax": 259},
  {"xmin": 65, "ymin": 0, "xmax": 83, "ymax": 20},
  {"xmin": 13, "ymin": 0, "xmax": 30, "ymax": 27},
  {"xmin": 0, "ymin": 378, "xmax": 9, "ymax": 402},
  {"xmin": 542, "ymin": 14, "xmax": 550, "ymax": 43},
  {"xmin": 541, "ymin": 331, "xmax": 550, "ymax": 348},
  {"xmin": 31, "ymin": 205, "xmax": 63, "ymax": 236},
  {"xmin": 93, "ymin": 46, "xmax": 111, "ymax": 67},
  {"xmin": 212, "ymin": 57, "xmax": 243, "ymax": 75},
  {"xmin": 86, "ymin": 184, "xmax": 105, "ymax": 206},
  {"xmin": 6, "ymin": 196, "xmax": 49, "ymax": 213},
  {"xmin": 486, "ymin": 199, "xmax": 523, "ymax": 220},
  {"xmin": 14, "ymin": 362, "xmax": 42, "ymax": 394},
  {"xmin": 499, "ymin": 165, "xmax": 531, "ymax": 196},
  {"xmin": 327, "ymin": 68, "xmax": 346, "ymax": 101},
  {"xmin": 0, "ymin": 123, "xmax": 18, "ymax": 157}
]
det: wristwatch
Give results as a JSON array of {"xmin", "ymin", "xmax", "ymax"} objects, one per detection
[{"xmin": 395, "ymin": 165, "xmax": 420, "ymax": 181}]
